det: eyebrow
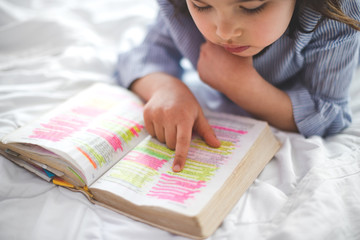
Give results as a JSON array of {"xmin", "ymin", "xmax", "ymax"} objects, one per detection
[{"xmin": 193, "ymin": 0, "xmax": 265, "ymax": 3}]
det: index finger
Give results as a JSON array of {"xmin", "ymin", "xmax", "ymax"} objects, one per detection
[{"xmin": 172, "ymin": 124, "xmax": 192, "ymax": 172}]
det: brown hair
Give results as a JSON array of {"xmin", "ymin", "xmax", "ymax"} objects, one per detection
[
  {"xmin": 290, "ymin": 0, "xmax": 360, "ymax": 35},
  {"xmin": 168, "ymin": 0, "xmax": 360, "ymax": 35}
]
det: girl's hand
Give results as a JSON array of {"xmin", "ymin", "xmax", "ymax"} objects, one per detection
[
  {"xmin": 197, "ymin": 41, "xmax": 298, "ymax": 132},
  {"xmin": 197, "ymin": 41, "xmax": 253, "ymax": 94},
  {"xmin": 131, "ymin": 73, "xmax": 221, "ymax": 172}
]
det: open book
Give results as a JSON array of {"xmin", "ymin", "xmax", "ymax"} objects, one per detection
[{"xmin": 0, "ymin": 83, "xmax": 280, "ymax": 239}]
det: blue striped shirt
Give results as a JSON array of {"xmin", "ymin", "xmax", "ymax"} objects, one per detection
[{"xmin": 116, "ymin": 0, "xmax": 360, "ymax": 137}]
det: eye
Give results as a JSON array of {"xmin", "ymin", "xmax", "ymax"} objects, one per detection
[
  {"xmin": 192, "ymin": 2, "xmax": 212, "ymax": 12},
  {"xmin": 240, "ymin": 3, "xmax": 266, "ymax": 14}
]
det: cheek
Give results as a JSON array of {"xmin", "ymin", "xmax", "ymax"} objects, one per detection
[
  {"xmin": 253, "ymin": 23, "xmax": 282, "ymax": 46},
  {"xmin": 251, "ymin": 9, "xmax": 292, "ymax": 46},
  {"xmin": 191, "ymin": 14, "xmax": 215, "ymax": 40},
  {"xmin": 187, "ymin": 7, "xmax": 218, "ymax": 41}
]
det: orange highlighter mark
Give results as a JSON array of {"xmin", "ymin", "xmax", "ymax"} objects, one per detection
[{"xmin": 77, "ymin": 147, "xmax": 97, "ymax": 169}]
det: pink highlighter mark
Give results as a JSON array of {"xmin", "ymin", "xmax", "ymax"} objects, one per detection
[
  {"xmin": 71, "ymin": 106, "xmax": 106, "ymax": 117},
  {"xmin": 117, "ymin": 116, "xmax": 144, "ymax": 132},
  {"xmin": 29, "ymin": 115, "xmax": 87, "ymax": 141},
  {"xmin": 29, "ymin": 105, "xmax": 121, "ymax": 142},
  {"xmin": 147, "ymin": 174, "xmax": 206, "ymax": 204},
  {"xmin": 123, "ymin": 151, "xmax": 167, "ymax": 171},
  {"xmin": 30, "ymin": 128, "xmax": 70, "ymax": 142},
  {"xmin": 116, "ymin": 121, "xmax": 139, "ymax": 137},
  {"xmin": 159, "ymin": 174, "xmax": 206, "ymax": 189},
  {"xmin": 211, "ymin": 125, "xmax": 248, "ymax": 134},
  {"xmin": 87, "ymin": 128, "xmax": 123, "ymax": 152}
]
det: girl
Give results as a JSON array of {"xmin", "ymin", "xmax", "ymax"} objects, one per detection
[{"xmin": 116, "ymin": 0, "xmax": 360, "ymax": 172}]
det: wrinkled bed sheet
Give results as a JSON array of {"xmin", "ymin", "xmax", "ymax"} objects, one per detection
[{"xmin": 0, "ymin": 0, "xmax": 360, "ymax": 239}]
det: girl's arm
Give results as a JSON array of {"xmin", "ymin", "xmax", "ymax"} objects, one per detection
[
  {"xmin": 117, "ymin": 14, "xmax": 221, "ymax": 171},
  {"xmin": 197, "ymin": 42, "xmax": 298, "ymax": 132},
  {"xmin": 197, "ymin": 3, "xmax": 360, "ymax": 137},
  {"xmin": 116, "ymin": 13, "xmax": 184, "ymax": 89}
]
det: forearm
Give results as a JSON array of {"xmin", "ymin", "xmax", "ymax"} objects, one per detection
[
  {"xmin": 130, "ymin": 72, "xmax": 192, "ymax": 102},
  {"xmin": 222, "ymin": 68, "xmax": 298, "ymax": 132}
]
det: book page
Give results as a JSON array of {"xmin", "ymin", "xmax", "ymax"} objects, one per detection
[
  {"xmin": 1, "ymin": 83, "xmax": 148, "ymax": 185},
  {"xmin": 91, "ymin": 111, "xmax": 266, "ymax": 216}
]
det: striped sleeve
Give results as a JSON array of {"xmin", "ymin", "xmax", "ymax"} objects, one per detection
[
  {"xmin": 287, "ymin": 3, "xmax": 360, "ymax": 137},
  {"xmin": 115, "ymin": 13, "xmax": 183, "ymax": 88}
]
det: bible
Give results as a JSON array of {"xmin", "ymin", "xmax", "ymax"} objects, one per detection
[{"xmin": 0, "ymin": 83, "xmax": 280, "ymax": 239}]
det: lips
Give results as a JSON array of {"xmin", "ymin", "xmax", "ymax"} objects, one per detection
[{"xmin": 223, "ymin": 45, "xmax": 250, "ymax": 53}]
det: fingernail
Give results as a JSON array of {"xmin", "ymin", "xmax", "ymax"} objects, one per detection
[{"xmin": 173, "ymin": 164, "xmax": 181, "ymax": 172}]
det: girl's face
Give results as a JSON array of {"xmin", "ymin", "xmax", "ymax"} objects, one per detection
[{"xmin": 186, "ymin": 0, "xmax": 296, "ymax": 57}]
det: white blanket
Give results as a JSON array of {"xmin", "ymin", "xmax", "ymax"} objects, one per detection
[{"xmin": 1, "ymin": 0, "xmax": 360, "ymax": 239}]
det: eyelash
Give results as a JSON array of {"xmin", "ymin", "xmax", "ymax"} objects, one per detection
[
  {"xmin": 240, "ymin": 4, "xmax": 266, "ymax": 14},
  {"xmin": 192, "ymin": 3, "xmax": 211, "ymax": 12},
  {"xmin": 192, "ymin": 3, "xmax": 266, "ymax": 15}
]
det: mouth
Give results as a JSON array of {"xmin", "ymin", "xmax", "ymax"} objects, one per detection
[{"xmin": 223, "ymin": 45, "xmax": 250, "ymax": 54}]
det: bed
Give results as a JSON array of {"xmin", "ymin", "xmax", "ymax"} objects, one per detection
[{"xmin": 1, "ymin": 0, "xmax": 360, "ymax": 239}]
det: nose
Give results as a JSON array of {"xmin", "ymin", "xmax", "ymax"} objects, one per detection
[{"xmin": 215, "ymin": 17, "xmax": 242, "ymax": 41}]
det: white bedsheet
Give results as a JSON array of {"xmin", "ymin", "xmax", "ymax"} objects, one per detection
[{"xmin": 1, "ymin": 0, "xmax": 360, "ymax": 239}]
